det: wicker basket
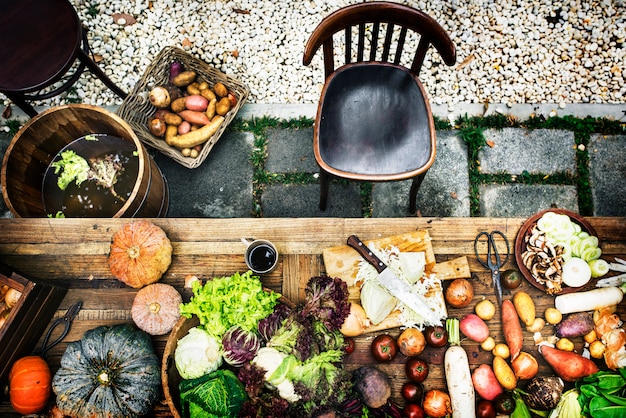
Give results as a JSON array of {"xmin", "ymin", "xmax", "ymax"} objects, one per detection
[{"xmin": 117, "ymin": 47, "xmax": 249, "ymax": 169}]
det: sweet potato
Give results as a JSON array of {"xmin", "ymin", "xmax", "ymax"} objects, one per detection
[
  {"xmin": 513, "ymin": 291, "xmax": 535, "ymax": 327},
  {"xmin": 471, "ymin": 364, "xmax": 503, "ymax": 401},
  {"xmin": 539, "ymin": 344, "xmax": 599, "ymax": 382},
  {"xmin": 502, "ymin": 299, "xmax": 523, "ymax": 361},
  {"xmin": 178, "ymin": 110, "xmax": 211, "ymax": 126},
  {"xmin": 164, "ymin": 124, "xmax": 178, "ymax": 146},
  {"xmin": 555, "ymin": 312, "xmax": 595, "ymax": 338},
  {"xmin": 460, "ymin": 314, "xmax": 490, "ymax": 343},
  {"xmin": 168, "ymin": 116, "xmax": 224, "ymax": 149},
  {"xmin": 493, "ymin": 355, "xmax": 517, "ymax": 390}
]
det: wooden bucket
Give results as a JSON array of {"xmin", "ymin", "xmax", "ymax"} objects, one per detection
[{"xmin": 1, "ymin": 104, "xmax": 169, "ymax": 218}]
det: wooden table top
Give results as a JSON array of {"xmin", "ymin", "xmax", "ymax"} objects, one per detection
[{"xmin": 0, "ymin": 217, "xmax": 624, "ymax": 416}]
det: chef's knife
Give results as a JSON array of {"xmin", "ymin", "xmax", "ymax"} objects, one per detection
[{"xmin": 347, "ymin": 235, "xmax": 439, "ymax": 324}]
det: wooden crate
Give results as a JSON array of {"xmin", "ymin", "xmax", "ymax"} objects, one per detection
[
  {"xmin": 117, "ymin": 47, "xmax": 249, "ymax": 169},
  {"xmin": 0, "ymin": 264, "xmax": 67, "ymax": 389}
]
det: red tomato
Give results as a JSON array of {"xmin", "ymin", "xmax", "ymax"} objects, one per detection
[
  {"xmin": 403, "ymin": 402, "xmax": 425, "ymax": 418},
  {"xmin": 371, "ymin": 334, "xmax": 398, "ymax": 362},
  {"xmin": 424, "ymin": 325, "xmax": 448, "ymax": 348},
  {"xmin": 344, "ymin": 337, "xmax": 355, "ymax": 355},
  {"xmin": 405, "ymin": 358, "xmax": 429, "ymax": 383},
  {"xmin": 476, "ymin": 400, "xmax": 496, "ymax": 418},
  {"xmin": 401, "ymin": 382, "xmax": 424, "ymax": 403}
]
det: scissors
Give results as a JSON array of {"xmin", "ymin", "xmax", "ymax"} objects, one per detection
[
  {"xmin": 474, "ymin": 231, "xmax": 510, "ymax": 307},
  {"xmin": 36, "ymin": 301, "xmax": 82, "ymax": 358}
]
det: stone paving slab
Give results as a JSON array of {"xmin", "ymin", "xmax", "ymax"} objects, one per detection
[
  {"xmin": 588, "ymin": 134, "xmax": 626, "ymax": 217},
  {"xmin": 479, "ymin": 184, "xmax": 579, "ymax": 217},
  {"xmin": 265, "ymin": 127, "xmax": 318, "ymax": 173},
  {"xmin": 153, "ymin": 132, "xmax": 254, "ymax": 218},
  {"xmin": 262, "ymin": 183, "xmax": 362, "ymax": 218},
  {"xmin": 373, "ymin": 131, "xmax": 471, "ymax": 217},
  {"xmin": 480, "ymin": 129, "xmax": 576, "ymax": 174}
]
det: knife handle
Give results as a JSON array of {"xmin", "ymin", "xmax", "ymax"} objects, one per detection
[{"xmin": 347, "ymin": 235, "xmax": 386, "ymax": 274}]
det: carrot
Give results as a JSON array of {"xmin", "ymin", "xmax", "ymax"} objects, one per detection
[
  {"xmin": 178, "ymin": 110, "xmax": 211, "ymax": 126},
  {"xmin": 502, "ymin": 299, "xmax": 523, "ymax": 361},
  {"xmin": 444, "ymin": 319, "xmax": 475, "ymax": 417},
  {"xmin": 538, "ymin": 344, "xmax": 599, "ymax": 382},
  {"xmin": 168, "ymin": 116, "xmax": 224, "ymax": 149}
]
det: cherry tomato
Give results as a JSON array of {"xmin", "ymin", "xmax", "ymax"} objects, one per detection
[
  {"xmin": 371, "ymin": 334, "xmax": 398, "ymax": 362},
  {"xmin": 402, "ymin": 402, "xmax": 425, "ymax": 418},
  {"xmin": 476, "ymin": 400, "xmax": 496, "ymax": 418},
  {"xmin": 344, "ymin": 337, "xmax": 355, "ymax": 355},
  {"xmin": 424, "ymin": 325, "xmax": 448, "ymax": 348},
  {"xmin": 494, "ymin": 392, "xmax": 515, "ymax": 415},
  {"xmin": 405, "ymin": 358, "xmax": 429, "ymax": 383},
  {"xmin": 401, "ymin": 382, "xmax": 424, "ymax": 403},
  {"xmin": 500, "ymin": 269, "xmax": 523, "ymax": 290}
]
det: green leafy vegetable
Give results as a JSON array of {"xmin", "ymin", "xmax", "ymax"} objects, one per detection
[
  {"xmin": 50, "ymin": 150, "xmax": 90, "ymax": 190},
  {"xmin": 179, "ymin": 369, "xmax": 247, "ymax": 418},
  {"xmin": 180, "ymin": 271, "xmax": 281, "ymax": 339},
  {"xmin": 576, "ymin": 369, "xmax": 626, "ymax": 418}
]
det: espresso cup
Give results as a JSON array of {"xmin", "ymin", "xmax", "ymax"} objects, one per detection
[{"xmin": 241, "ymin": 238, "xmax": 278, "ymax": 274}]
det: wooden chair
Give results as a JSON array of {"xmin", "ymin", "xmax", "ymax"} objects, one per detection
[
  {"xmin": 0, "ymin": 0, "xmax": 127, "ymax": 117},
  {"xmin": 303, "ymin": 2, "xmax": 456, "ymax": 213}
]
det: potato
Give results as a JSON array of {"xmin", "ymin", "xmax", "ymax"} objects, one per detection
[
  {"xmin": 149, "ymin": 85, "xmax": 180, "ymax": 108},
  {"xmin": 213, "ymin": 82, "xmax": 228, "ymax": 97},
  {"xmin": 171, "ymin": 70, "xmax": 197, "ymax": 87},
  {"xmin": 200, "ymin": 88, "xmax": 216, "ymax": 101},
  {"xmin": 197, "ymin": 81, "xmax": 209, "ymax": 90},
  {"xmin": 163, "ymin": 112, "xmax": 183, "ymax": 126},
  {"xmin": 185, "ymin": 95, "xmax": 209, "ymax": 112},
  {"xmin": 148, "ymin": 118, "xmax": 166, "ymax": 137},
  {"xmin": 186, "ymin": 83, "xmax": 201, "ymax": 96},
  {"xmin": 206, "ymin": 98, "xmax": 217, "ymax": 120},
  {"xmin": 170, "ymin": 97, "xmax": 187, "ymax": 113},
  {"xmin": 215, "ymin": 97, "xmax": 231, "ymax": 116},
  {"xmin": 513, "ymin": 291, "xmax": 535, "ymax": 327},
  {"xmin": 555, "ymin": 312, "xmax": 595, "ymax": 338},
  {"xmin": 164, "ymin": 124, "xmax": 178, "ymax": 146}
]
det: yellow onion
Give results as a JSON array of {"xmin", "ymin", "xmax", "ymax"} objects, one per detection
[
  {"xmin": 340, "ymin": 303, "xmax": 370, "ymax": 336},
  {"xmin": 423, "ymin": 389, "xmax": 452, "ymax": 418}
]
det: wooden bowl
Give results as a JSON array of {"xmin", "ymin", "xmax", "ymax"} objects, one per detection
[
  {"xmin": 162, "ymin": 292, "xmax": 293, "ymax": 418},
  {"xmin": 514, "ymin": 208, "xmax": 599, "ymax": 295}
]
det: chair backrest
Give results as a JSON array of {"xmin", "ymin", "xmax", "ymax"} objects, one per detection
[{"xmin": 303, "ymin": 1, "xmax": 456, "ymax": 78}]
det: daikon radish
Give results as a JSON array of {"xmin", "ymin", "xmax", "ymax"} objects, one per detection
[
  {"xmin": 445, "ymin": 318, "xmax": 475, "ymax": 418},
  {"xmin": 554, "ymin": 287, "xmax": 624, "ymax": 314}
]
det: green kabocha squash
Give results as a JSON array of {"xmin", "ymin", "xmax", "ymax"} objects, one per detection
[{"xmin": 52, "ymin": 323, "xmax": 161, "ymax": 418}]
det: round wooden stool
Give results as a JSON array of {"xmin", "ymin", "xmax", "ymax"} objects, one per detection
[{"xmin": 0, "ymin": 0, "xmax": 127, "ymax": 117}]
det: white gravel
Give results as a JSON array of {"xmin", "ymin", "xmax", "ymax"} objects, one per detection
[{"xmin": 3, "ymin": 0, "xmax": 625, "ymax": 109}]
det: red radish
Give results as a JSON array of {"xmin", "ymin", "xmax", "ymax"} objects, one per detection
[
  {"xmin": 445, "ymin": 319, "xmax": 475, "ymax": 417},
  {"xmin": 539, "ymin": 344, "xmax": 599, "ymax": 382},
  {"xmin": 460, "ymin": 313, "xmax": 490, "ymax": 342},
  {"xmin": 501, "ymin": 299, "xmax": 523, "ymax": 361},
  {"xmin": 472, "ymin": 364, "xmax": 504, "ymax": 401}
]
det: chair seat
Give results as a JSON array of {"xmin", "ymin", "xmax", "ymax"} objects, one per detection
[{"xmin": 316, "ymin": 63, "xmax": 434, "ymax": 179}]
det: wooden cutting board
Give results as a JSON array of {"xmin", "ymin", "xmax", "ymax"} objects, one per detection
[{"xmin": 323, "ymin": 230, "xmax": 471, "ymax": 332}]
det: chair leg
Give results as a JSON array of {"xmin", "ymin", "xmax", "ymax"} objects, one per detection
[
  {"xmin": 409, "ymin": 173, "xmax": 426, "ymax": 214},
  {"xmin": 319, "ymin": 170, "xmax": 329, "ymax": 211},
  {"xmin": 77, "ymin": 49, "xmax": 128, "ymax": 99},
  {"xmin": 4, "ymin": 92, "xmax": 38, "ymax": 117}
]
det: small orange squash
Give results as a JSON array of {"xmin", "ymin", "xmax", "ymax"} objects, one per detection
[
  {"xmin": 131, "ymin": 283, "xmax": 182, "ymax": 335},
  {"xmin": 9, "ymin": 355, "xmax": 52, "ymax": 414},
  {"xmin": 108, "ymin": 220, "xmax": 172, "ymax": 288}
]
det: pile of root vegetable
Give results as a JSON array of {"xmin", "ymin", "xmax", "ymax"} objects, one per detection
[{"xmin": 147, "ymin": 62, "xmax": 237, "ymax": 159}]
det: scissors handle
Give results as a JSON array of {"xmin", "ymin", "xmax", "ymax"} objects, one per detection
[
  {"xmin": 37, "ymin": 301, "xmax": 82, "ymax": 357},
  {"xmin": 474, "ymin": 230, "xmax": 510, "ymax": 269}
]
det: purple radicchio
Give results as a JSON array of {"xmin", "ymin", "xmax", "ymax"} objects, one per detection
[
  {"xmin": 222, "ymin": 326, "xmax": 261, "ymax": 367},
  {"xmin": 257, "ymin": 301, "xmax": 292, "ymax": 342}
]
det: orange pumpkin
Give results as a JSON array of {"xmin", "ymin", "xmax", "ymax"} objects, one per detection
[
  {"xmin": 108, "ymin": 220, "xmax": 172, "ymax": 288},
  {"xmin": 9, "ymin": 355, "xmax": 52, "ymax": 414},
  {"xmin": 131, "ymin": 283, "xmax": 182, "ymax": 335}
]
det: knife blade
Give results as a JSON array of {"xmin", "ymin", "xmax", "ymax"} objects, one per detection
[{"xmin": 347, "ymin": 235, "xmax": 439, "ymax": 324}]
